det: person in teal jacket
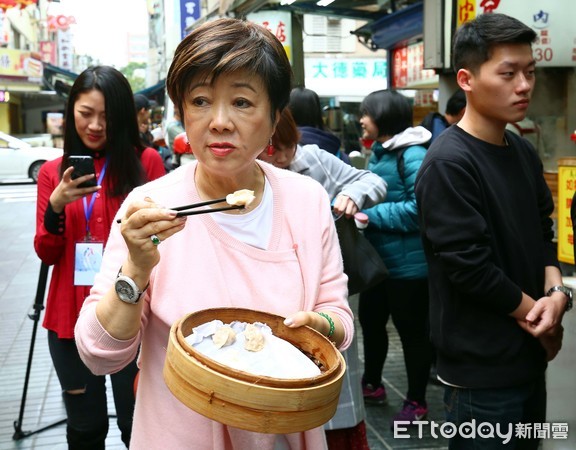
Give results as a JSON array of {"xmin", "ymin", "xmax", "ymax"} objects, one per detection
[{"xmin": 358, "ymin": 89, "xmax": 434, "ymax": 427}]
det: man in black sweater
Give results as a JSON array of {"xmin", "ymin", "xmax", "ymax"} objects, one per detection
[{"xmin": 415, "ymin": 13, "xmax": 570, "ymax": 450}]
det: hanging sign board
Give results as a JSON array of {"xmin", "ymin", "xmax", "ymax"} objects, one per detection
[
  {"xmin": 456, "ymin": 0, "xmax": 576, "ymax": 67},
  {"xmin": 247, "ymin": 11, "xmax": 292, "ymax": 63},
  {"xmin": 557, "ymin": 158, "xmax": 576, "ymax": 265}
]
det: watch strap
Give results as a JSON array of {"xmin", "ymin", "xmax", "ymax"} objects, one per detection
[{"xmin": 546, "ymin": 285, "xmax": 573, "ymax": 312}]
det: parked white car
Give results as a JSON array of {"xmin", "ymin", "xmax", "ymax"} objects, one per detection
[{"xmin": 0, "ymin": 131, "xmax": 63, "ymax": 183}]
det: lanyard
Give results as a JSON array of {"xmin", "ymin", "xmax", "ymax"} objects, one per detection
[{"xmin": 83, "ymin": 160, "xmax": 108, "ymax": 238}]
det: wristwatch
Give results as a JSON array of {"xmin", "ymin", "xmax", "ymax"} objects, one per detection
[
  {"xmin": 546, "ymin": 285, "xmax": 573, "ymax": 312},
  {"xmin": 114, "ymin": 268, "xmax": 149, "ymax": 304}
]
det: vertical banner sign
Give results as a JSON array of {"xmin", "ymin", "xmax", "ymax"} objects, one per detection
[
  {"xmin": 40, "ymin": 41, "xmax": 56, "ymax": 65},
  {"xmin": 57, "ymin": 29, "xmax": 73, "ymax": 71},
  {"xmin": 558, "ymin": 159, "xmax": 576, "ymax": 265},
  {"xmin": 457, "ymin": 0, "xmax": 477, "ymax": 27},
  {"xmin": 392, "ymin": 47, "xmax": 408, "ymax": 88},
  {"xmin": 180, "ymin": 0, "xmax": 200, "ymax": 40},
  {"xmin": 392, "ymin": 42, "xmax": 437, "ymax": 88},
  {"xmin": 0, "ymin": 10, "xmax": 7, "ymax": 45}
]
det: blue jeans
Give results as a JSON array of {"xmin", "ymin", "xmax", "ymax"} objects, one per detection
[{"xmin": 443, "ymin": 375, "xmax": 546, "ymax": 450}]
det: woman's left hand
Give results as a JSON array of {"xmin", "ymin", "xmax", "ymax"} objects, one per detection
[
  {"xmin": 539, "ymin": 324, "xmax": 563, "ymax": 361},
  {"xmin": 284, "ymin": 311, "xmax": 344, "ymax": 347}
]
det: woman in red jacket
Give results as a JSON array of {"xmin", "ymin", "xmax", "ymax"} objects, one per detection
[{"xmin": 34, "ymin": 65, "xmax": 165, "ymax": 449}]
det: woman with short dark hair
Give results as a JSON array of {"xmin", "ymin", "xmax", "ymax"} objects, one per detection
[
  {"xmin": 74, "ymin": 19, "xmax": 354, "ymax": 449},
  {"xmin": 358, "ymin": 89, "xmax": 433, "ymax": 427}
]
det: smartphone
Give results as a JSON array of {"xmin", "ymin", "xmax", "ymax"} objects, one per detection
[{"xmin": 69, "ymin": 155, "xmax": 97, "ymax": 188}]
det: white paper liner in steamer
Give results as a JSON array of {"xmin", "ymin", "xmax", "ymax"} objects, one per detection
[{"xmin": 185, "ymin": 320, "xmax": 322, "ymax": 379}]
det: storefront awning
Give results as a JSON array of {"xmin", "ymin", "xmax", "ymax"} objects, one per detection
[
  {"xmin": 351, "ymin": 1, "xmax": 423, "ymax": 51},
  {"xmin": 136, "ymin": 79, "xmax": 166, "ymax": 108},
  {"xmin": 43, "ymin": 63, "xmax": 78, "ymax": 80},
  {"xmin": 137, "ymin": 79, "xmax": 165, "ymax": 97},
  {"xmin": 42, "ymin": 63, "xmax": 78, "ymax": 98}
]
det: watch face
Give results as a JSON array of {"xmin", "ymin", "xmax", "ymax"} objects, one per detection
[{"xmin": 115, "ymin": 278, "xmax": 138, "ymax": 303}]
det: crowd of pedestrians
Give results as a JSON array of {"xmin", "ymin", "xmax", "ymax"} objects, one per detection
[{"xmin": 30, "ymin": 12, "xmax": 571, "ymax": 450}]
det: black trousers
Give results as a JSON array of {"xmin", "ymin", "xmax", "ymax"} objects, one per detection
[
  {"xmin": 48, "ymin": 330, "xmax": 138, "ymax": 450},
  {"xmin": 358, "ymin": 277, "xmax": 433, "ymax": 403}
]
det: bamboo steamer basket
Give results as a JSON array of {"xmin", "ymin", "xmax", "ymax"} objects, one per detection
[{"xmin": 163, "ymin": 307, "xmax": 346, "ymax": 433}]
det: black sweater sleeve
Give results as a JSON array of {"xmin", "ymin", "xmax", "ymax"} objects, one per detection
[{"xmin": 44, "ymin": 201, "xmax": 66, "ymax": 235}]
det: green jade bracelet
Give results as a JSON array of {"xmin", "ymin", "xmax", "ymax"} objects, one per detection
[{"xmin": 316, "ymin": 312, "xmax": 335, "ymax": 338}]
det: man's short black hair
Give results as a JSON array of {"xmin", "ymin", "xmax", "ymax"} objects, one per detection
[{"xmin": 452, "ymin": 13, "xmax": 537, "ymax": 73}]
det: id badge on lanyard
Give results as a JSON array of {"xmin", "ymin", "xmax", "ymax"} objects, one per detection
[
  {"xmin": 74, "ymin": 160, "xmax": 107, "ymax": 286},
  {"xmin": 74, "ymin": 241, "xmax": 104, "ymax": 286}
]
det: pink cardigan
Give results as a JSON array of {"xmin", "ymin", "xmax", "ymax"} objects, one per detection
[{"xmin": 75, "ymin": 161, "xmax": 353, "ymax": 450}]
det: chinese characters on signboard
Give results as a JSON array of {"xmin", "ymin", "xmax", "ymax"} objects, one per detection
[
  {"xmin": 180, "ymin": 0, "xmax": 200, "ymax": 40},
  {"xmin": 457, "ymin": 0, "xmax": 501, "ymax": 25},
  {"xmin": 414, "ymin": 91, "xmax": 436, "ymax": 107},
  {"xmin": 392, "ymin": 42, "xmax": 437, "ymax": 88},
  {"xmin": 247, "ymin": 11, "xmax": 293, "ymax": 63},
  {"xmin": 307, "ymin": 58, "xmax": 386, "ymax": 81},
  {"xmin": 40, "ymin": 41, "xmax": 56, "ymax": 65},
  {"xmin": 57, "ymin": 29, "xmax": 73, "ymax": 71},
  {"xmin": 0, "ymin": 48, "xmax": 42, "ymax": 81},
  {"xmin": 304, "ymin": 57, "xmax": 387, "ymax": 97},
  {"xmin": 456, "ymin": 0, "xmax": 576, "ymax": 67}
]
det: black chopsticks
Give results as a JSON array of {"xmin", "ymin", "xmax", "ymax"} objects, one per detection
[
  {"xmin": 171, "ymin": 198, "xmax": 227, "ymax": 211},
  {"xmin": 116, "ymin": 197, "xmax": 244, "ymax": 223},
  {"xmin": 175, "ymin": 204, "xmax": 244, "ymax": 217}
]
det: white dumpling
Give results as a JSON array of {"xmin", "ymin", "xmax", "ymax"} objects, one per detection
[
  {"xmin": 226, "ymin": 189, "xmax": 255, "ymax": 207},
  {"xmin": 212, "ymin": 325, "xmax": 237, "ymax": 349},
  {"xmin": 244, "ymin": 323, "xmax": 265, "ymax": 352}
]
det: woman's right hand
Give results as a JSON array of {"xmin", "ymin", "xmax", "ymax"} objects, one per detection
[
  {"xmin": 118, "ymin": 197, "xmax": 187, "ymax": 274},
  {"xmin": 95, "ymin": 198, "xmax": 186, "ymax": 341},
  {"xmin": 49, "ymin": 166, "xmax": 100, "ymax": 213}
]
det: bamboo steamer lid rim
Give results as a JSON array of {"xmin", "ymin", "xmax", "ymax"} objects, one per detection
[{"xmin": 174, "ymin": 307, "xmax": 342, "ymax": 388}]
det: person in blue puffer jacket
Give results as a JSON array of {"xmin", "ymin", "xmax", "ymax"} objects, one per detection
[{"xmin": 357, "ymin": 89, "xmax": 434, "ymax": 427}]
